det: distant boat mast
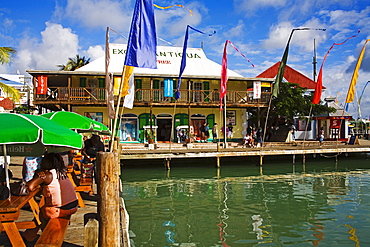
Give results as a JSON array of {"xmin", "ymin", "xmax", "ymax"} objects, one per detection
[{"xmin": 312, "ymin": 39, "xmax": 317, "ymax": 82}]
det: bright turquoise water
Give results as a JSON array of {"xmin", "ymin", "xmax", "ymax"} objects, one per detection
[{"xmin": 121, "ymin": 154, "xmax": 370, "ymax": 246}]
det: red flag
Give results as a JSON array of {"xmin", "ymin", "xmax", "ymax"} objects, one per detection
[
  {"xmin": 219, "ymin": 40, "xmax": 254, "ymax": 110},
  {"xmin": 312, "ymin": 66, "xmax": 323, "ymax": 104},
  {"xmin": 220, "ymin": 41, "xmax": 228, "ymax": 110}
]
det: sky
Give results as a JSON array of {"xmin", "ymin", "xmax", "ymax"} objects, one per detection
[{"xmin": 1, "ymin": 0, "xmax": 370, "ymax": 119}]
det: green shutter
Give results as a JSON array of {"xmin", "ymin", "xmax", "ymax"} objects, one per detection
[
  {"xmin": 204, "ymin": 81, "xmax": 210, "ymax": 102},
  {"xmin": 80, "ymin": 77, "xmax": 86, "ymax": 87},
  {"xmin": 135, "ymin": 79, "xmax": 142, "ymax": 100}
]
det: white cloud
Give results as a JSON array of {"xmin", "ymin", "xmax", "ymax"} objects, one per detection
[
  {"xmin": 11, "ymin": 23, "xmax": 79, "ymax": 74},
  {"xmin": 85, "ymin": 45, "xmax": 104, "ymax": 61},
  {"xmin": 262, "ymin": 20, "xmax": 327, "ymax": 52},
  {"xmin": 63, "ymin": 0, "xmax": 132, "ymax": 32}
]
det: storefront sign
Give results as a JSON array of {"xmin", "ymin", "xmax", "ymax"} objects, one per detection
[{"xmin": 253, "ymin": 81, "xmax": 261, "ymax": 99}]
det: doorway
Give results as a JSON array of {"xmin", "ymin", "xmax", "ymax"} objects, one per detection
[{"xmin": 157, "ymin": 114, "xmax": 173, "ymax": 142}]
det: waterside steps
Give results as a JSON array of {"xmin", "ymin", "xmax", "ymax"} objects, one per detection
[{"xmin": 119, "ymin": 139, "xmax": 370, "ymax": 167}]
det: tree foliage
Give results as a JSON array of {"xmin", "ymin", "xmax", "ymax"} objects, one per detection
[
  {"xmin": 248, "ymin": 82, "xmax": 335, "ymax": 126},
  {"xmin": 0, "ymin": 47, "xmax": 21, "ymax": 102},
  {"xmin": 0, "ymin": 47, "xmax": 16, "ymax": 64},
  {"xmin": 58, "ymin": 55, "xmax": 90, "ymax": 71},
  {"xmin": 14, "ymin": 105, "xmax": 38, "ymax": 114}
]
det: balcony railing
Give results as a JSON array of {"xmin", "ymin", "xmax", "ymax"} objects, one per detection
[{"xmin": 34, "ymin": 87, "xmax": 270, "ymax": 105}]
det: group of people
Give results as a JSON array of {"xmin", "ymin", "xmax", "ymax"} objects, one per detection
[
  {"xmin": 242, "ymin": 126, "xmax": 263, "ymax": 148},
  {"xmin": 20, "ymin": 134, "xmax": 105, "ymax": 242}
]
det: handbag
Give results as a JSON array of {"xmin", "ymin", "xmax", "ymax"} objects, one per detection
[{"xmin": 10, "ymin": 180, "xmax": 29, "ymax": 196}]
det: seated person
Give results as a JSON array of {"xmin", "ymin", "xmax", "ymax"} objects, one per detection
[
  {"xmin": 23, "ymin": 153, "xmax": 78, "ymax": 242},
  {"xmin": 22, "ymin": 157, "xmax": 42, "ymax": 182}
]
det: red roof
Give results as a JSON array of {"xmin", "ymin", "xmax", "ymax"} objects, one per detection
[
  {"xmin": 256, "ymin": 62, "xmax": 325, "ymax": 90},
  {"xmin": 0, "ymin": 97, "xmax": 14, "ymax": 110}
]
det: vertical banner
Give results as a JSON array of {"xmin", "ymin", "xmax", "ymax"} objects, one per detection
[
  {"xmin": 37, "ymin": 75, "xmax": 48, "ymax": 95},
  {"xmin": 253, "ymin": 81, "xmax": 261, "ymax": 99},
  {"xmin": 164, "ymin": 78, "xmax": 173, "ymax": 97}
]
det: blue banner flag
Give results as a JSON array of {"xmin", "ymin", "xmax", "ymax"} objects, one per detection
[
  {"xmin": 124, "ymin": 0, "xmax": 157, "ymax": 69},
  {"xmin": 164, "ymin": 78, "xmax": 173, "ymax": 97},
  {"xmin": 175, "ymin": 25, "xmax": 215, "ymax": 99}
]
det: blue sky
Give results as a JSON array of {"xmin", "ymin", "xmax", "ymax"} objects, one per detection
[{"xmin": 1, "ymin": 0, "xmax": 370, "ymax": 118}]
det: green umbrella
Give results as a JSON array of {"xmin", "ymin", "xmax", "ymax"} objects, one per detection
[
  {"xmin": 41, "ymin": 111, "xmax": 111, "ymax": 135},
  {"xmin": 0, "ymin": 113, "xmax": 83, "ymax": 191}
]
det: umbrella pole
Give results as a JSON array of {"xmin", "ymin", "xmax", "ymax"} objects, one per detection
[{"xmin": 2, "ymin": 144, "xmax": 10, "ymax": 192}]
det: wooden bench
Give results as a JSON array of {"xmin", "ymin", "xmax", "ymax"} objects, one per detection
[
  {"xmin": 35, "ymin": 216, "xmax": 71, "ymax": 247},
  {"xmin": 67, "ymin": 170, "xmax": 94, "ymax": 208}
]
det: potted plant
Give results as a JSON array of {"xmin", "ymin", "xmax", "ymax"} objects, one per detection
[{"xmin": 145, "ymin": 129, "xmax": 156, "ymax": 144}]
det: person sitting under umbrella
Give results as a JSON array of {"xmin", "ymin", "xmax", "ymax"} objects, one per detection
[
  {"xmin": 23, "ymin": 153, "xmax": 78, "ymax": 242},
  {"xmin": 82, "ymin": 134, "xmax": 104, "ymax": 181}
]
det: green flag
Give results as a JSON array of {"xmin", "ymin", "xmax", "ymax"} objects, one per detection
[{"xmin": 273, "ymin": 44, "xmax": 290, "ymax": 98}]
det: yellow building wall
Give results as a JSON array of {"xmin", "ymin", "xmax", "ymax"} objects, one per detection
[{"xmin": 72, "ymin": 106, "xmax": 245, "ymax": 139}]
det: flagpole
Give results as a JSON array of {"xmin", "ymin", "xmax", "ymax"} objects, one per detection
[
  {"xmin": 110, "ymin": 66, "xmax": 127, "ymax": 151},
  {"xmin": 223, "ymin": 97, "xmax": 227, "ymax": 148}
]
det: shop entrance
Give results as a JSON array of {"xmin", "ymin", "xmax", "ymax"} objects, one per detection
[{"xmin": 157, "ymin": 114, "xmax": 172, "ymax": 142}]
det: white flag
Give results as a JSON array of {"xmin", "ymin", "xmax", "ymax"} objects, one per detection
[{"xmin": 123, "ymin": 74, "xmax": 135, "ymax": 109}]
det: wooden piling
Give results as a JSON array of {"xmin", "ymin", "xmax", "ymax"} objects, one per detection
[
  {"xmin": 97, "ymin": 151, "xmax": 121, "ymax": 247},
  {"xmin": 165, "ymin": 158, "xmax": 171, "ymax": 170},
  {"xmin": 259, "ymin": 155, "xmax": 263, "ymax": 166},
  {"xmin": 216, "ymin": 156, "xmax": 220, "ymax": 168}
]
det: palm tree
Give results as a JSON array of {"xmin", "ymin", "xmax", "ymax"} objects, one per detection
[
  {"xmin": 0, "ymin": 47, "xmax": 21, "ymax": 102},
  {"xmin": 58, "ymin": 55, "xmax": 90, "ymax": 71}
]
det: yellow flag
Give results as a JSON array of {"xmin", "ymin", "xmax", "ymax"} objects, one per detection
[
  {"xmin": 114, "ymin": 66, "xmax": 134, "ymax": 97},
  {"xmin": 345, "ymin": 39, "xmax": 370, "ymax": 103},
  {"xmin": 122, "ymin": 65, "xmax": 134, "ymax": 97},
  {"xmin": 154, "ymin": 4, "xmax": 193, "ymax": 15}
]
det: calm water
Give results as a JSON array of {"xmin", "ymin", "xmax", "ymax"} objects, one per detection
[{"xmin": 121, "ymin": 154, "xmax": 370, "ymax": 247}]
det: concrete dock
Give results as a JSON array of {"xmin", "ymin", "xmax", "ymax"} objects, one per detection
[{"xmin": 1, "ymin": 139, "xmax": 369, "ymax": 246}]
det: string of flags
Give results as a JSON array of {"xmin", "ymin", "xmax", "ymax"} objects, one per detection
[{"xmin": 312, "ymin": 30, "xmax": 360, "ymax": 104}]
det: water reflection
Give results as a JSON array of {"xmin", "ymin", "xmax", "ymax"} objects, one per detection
[{"xmin": 121, "ymin": 156, "xmax": 370, "ymax": 246}]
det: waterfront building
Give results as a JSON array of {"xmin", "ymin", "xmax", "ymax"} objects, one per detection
[{"xmin": 27, "ymin": 44, "xmax": 274, "ymax": 143}]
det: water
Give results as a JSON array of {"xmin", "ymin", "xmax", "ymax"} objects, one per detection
[{"xmin": 121, "ymin": 154, "xmax": 370, "ymax": 246}]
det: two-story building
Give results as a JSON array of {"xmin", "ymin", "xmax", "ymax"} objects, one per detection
[{"xmin": 27, "ymin": 44, "xmax": 274, "ymax": 143}]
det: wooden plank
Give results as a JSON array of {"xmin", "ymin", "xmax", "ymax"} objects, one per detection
[
  {"xmin": 1, "ymin": 222, "xmax": 26, "ymax": 247},
  {"xmin": 35, "ymin": 217, "xmax": 70, "ymax": 247}
]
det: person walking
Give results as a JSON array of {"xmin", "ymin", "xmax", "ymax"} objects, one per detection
[
  {"xmin": 204, "ymin": 123, "xmax": 210, "ymax": 142},
  {"xmin": 227, "ymin": 124, "xmax": 233, "ymax": 141},
  {"xmin": 319, "ymin": 127, "xmax": 324, "ymax": 147},
  {"xmin": 212, "ymin": 123, "xmax": 218, "ymax": 143}
]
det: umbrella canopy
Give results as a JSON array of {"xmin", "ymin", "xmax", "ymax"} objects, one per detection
[
  {"xmin": 41, "ymin": 111, "xmax": 111, "ymax": 135},
  {"xmin": 0, "ymin": 113, "xmax": 84, "ymax": 193},
  {"xmin": 0, "ymin": 113, "xmax": 83, "ymax": 156}
]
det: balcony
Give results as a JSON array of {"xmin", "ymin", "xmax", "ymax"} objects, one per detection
[{"xmin": 34, "ymin": 87, "xmax": 270, "ymax": 107}]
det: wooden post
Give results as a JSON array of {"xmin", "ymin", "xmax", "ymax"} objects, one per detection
[
  {"xmin": 84, "ymin": 218, "xmax": 99, "ymax": 247},
  {"xmin": 302, "ymin": 154, "xmax": 306, "ymax": 164},
  {"xmin": 259, "ymin": 155, "xmax": 263, "ymax": 166},
  {"xmin": 216, "ymin": 156, "xmax": 220, "ymax": 168},
  {"xmin": 292, "ymin": 154, "xmax": 296, "ymax": 164},
  {"xmin": 165, "ymin": 158, "xmax": 171, "ymax": 170},
  {"xmin": 97, "ymin": 151, "xmax": 121, "ymax": 247}
]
